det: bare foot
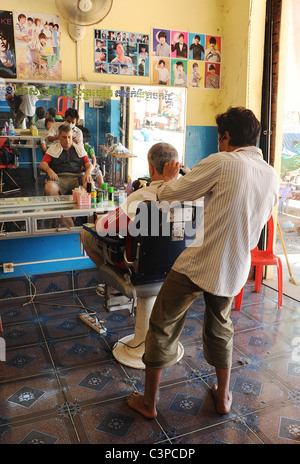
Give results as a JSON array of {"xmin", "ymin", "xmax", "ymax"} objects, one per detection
[
  {"xmin": 211, "ymin": 384, "xmax": 232, "ymax": 414},
  {"xmin": 126, "ymin": 391, "xmax": 157, "ymax": 419}
]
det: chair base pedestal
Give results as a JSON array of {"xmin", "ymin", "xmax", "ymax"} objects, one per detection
[
  {"xmin": 112, "ymin": 295, "xmax": 184, "ymax": 369},
  {"xmin": 113, "ymin": 334, "xmax": 184, "ymax": 370}
]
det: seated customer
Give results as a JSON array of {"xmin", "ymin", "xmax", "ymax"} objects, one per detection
[
  {"xmin": 47, "ymin": 106, "xmax": 64, "ymax": 121},
  {"xmin": 40, "ymin": 115, "xmax": 55, "ymax": 153},
  {"xmin": 46, "ymin": 108, "xmax": 83, "ymax": 145},
  {"xmin": 81, "ymin": 142, "xmax": 179, "ymax": 269},
  {"xmin": 35, "ymin": 106, "xmax": 46, "ymax": 129},
  {"xmin": 39, "ymin": 122, "xmax": 93, "ymax": 196}
]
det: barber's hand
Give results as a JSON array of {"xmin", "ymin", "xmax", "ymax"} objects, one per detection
[
  {"xmin": 163, "ymin": 160, "xmax": 180, "ymax": 182},
  {"xmin": 73, "ymin": 136, "xmax": 80, "ymax": 144}
]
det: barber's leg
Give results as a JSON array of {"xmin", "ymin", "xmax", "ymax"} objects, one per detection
[
  {"xmin": 127, "ymin": 270, "xmax": 201, "ymax": 418},
  {"xmin": 202, "ymin": 292, "xmax": 234, "ymax": 414},
  {"xmin": 127, "ymin": 367, "xmax": 163, "ymax": 419}
]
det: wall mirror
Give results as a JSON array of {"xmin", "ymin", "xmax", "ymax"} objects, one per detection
[{"xmin": 0, "ymin": 78, "xmax": 187, "ymax": 198}]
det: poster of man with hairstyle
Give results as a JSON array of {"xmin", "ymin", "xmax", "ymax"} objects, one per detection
[{"xmin": 0, "ymin": 10, "xmax": 16, "ymax": 78}]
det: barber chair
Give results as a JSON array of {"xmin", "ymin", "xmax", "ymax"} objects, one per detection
[{"xmin": 84, "ymin": 200, "xmax": 201, "ymax": 369}]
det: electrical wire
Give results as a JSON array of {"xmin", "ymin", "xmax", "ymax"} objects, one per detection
[{"xmin": 8, "ymin": 266, "xmax": 142, "ymax": 350}]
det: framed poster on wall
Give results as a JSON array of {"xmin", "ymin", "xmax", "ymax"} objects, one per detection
[
  {"xmin": 151, "ymin": 27, "xmax": 222, "ymax": 89},
  {"xmin": 0, "ymin": 10, "xmax": 16, "ymax": 78},
  {"xmin": 14, "ymin": 11, "xmax": 61, "ymax": 80},
  {"xmin": 94, "ymin": 29, "xmax": 150, "ymax": 77}
]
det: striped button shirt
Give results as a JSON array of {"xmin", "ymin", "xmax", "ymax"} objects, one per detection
[{"xmin": 156, "ymin": 147, "xmax": 279, "ymax": 297}]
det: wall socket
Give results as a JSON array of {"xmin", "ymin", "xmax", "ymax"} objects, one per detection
[{"xmin": 3, "ymin": 262, "xmax": 14, "ymax": 273}]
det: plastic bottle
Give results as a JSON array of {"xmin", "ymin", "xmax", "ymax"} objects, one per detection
[
  {"xmin": 102, "ymin": 182, "xmax": 108, "ymax": 202},
  {"xmin": 108, "ymin": 186, "xmax": 114, "ymax": 203},
  {"xmin": 91, "ymin": 188, "xmax": 97, "ymax": 205},
  {"xmin": 9, "ymin": 119, "xmax": 15, "ymax": 136},
  {"xmin": 4, "ymin": 122, "xmax": 9, "ymax": 136},
  {"xmin": 97, "ymin": 188, "xmax": 104, "ymax": 204}
]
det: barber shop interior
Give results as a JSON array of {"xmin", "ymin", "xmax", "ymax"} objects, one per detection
[{"xmin": 0, "ymin": 0, "xmax": 299, "ymax": 447}]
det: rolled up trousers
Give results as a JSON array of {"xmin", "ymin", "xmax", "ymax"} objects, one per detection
[{"xmin": 143, "ymin": 269, "xmax": 234, "ymax": 369}]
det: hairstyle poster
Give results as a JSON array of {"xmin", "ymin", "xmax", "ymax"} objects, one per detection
[
  {"xmin": 0, "ymin": 10, "xmax": 16, "ymax": 79},
  {"xmin": 14, "ymin": 11, "xmax": 61, "ymax": 80},
  {"xmin": 151, "ymin": 27, "xmax": 221, "ymax": 89},
  {"xmin": 94, "ymin": 29, "xmax": 150, "ymax": 77}
]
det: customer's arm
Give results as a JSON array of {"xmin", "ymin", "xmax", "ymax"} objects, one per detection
[
  {"xmin": 39, "ymin": 155, "xmax": 58, "ymax": 181},
  {"xmin": 82, "ymin": 160, "xmax": 93, "ymax": 184}
]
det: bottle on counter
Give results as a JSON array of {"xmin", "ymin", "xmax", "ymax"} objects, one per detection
[
  {"xmin": 9, "ymin": 119, "xmax": 15, "ymax": 136},
  {"xmin": 97, "ymin": 188, "xmax": 104, "ymax": 204},
  {"xmin": 108, "ymin": 186, "xmax": 114, "ymax": 203},
  {"xmin": 4, "ymin": 122, "xmax": 9, "ymax": 136},
  {"xmin": 91, "ymin": 188, "xmax": 97, "ymax": 206},
  {"xmin": 101, "ymin": 182, "xmax": 108, "ymax": 202}
]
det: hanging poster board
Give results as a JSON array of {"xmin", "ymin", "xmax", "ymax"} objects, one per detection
[
  {"xmin": 0, "ymin": 10, "xmax": 16, "ymax": 79},
  {"xmin": 14, "ymin": 11, "xmax": 61, "ymax": 80},
  {"xmin": 151, "ymin": 27, "xmax": 222, "ymax": 89},
  {"xmin": 94, "ymin": 29, "xmax": 150, "ymax": 77}
]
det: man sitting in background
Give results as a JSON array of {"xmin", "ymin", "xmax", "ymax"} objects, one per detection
[{"xmin": 39, "ymin": 122, "xmax": 92, "ymax": 196}]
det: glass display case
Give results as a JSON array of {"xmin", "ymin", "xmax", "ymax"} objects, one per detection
[{"xmin": 0, "ymin": 195, "xmax": 115, "ymax": 239}]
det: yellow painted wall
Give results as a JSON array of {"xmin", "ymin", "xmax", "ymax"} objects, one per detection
[{"xmin": 3, "ymin": 0, "xmax": 267, "ymax": 126}]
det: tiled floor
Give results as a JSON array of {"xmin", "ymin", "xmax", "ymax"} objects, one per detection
[{"xmin": 0, "ymin": 270, "xmax": 299, "ymax": 445}]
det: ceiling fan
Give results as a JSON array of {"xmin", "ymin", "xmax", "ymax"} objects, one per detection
[{"xmin": 55, "ymin": 0, "xmax": 113, "ymax": 41}]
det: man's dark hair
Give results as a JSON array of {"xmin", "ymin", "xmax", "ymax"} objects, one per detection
[
  {"xmin": 65, "ymin": 107, "xmax": 78, "ymax": 121},
  {"xmin": 48, "ymin": 107, "xmax": 57, "ymax": 117},
  {"xmin": 216, "ymin": 107, "xmax": 261, "ymax": 147},
  {"xmin": 35, "ymin": 106, "xmax": 46, "ymax": 119},
  {"xmin": 45, "ymin": 115, "xmax": 54, "ymax": 128}
]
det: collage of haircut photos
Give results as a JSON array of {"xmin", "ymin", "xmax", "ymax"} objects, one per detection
[
  {"xmin": 94, "ymin": 29, "xmax": 150, "ymax": 77},
  {"xmin": 151, "ymin": 27, "xmax": 221, "ymax": 89}
]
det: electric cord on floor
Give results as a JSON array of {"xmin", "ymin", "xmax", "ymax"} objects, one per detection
[
  {"xmin": 7, "ymin": 266, "xmax": 141, "ymax": 348},
  {"xmin": 107, "ymin": 329, "xmax": 145, "ymax": 351},
  {"xmin": 14, "ymin": 266, "xmax": 98, "ymax": 314}
]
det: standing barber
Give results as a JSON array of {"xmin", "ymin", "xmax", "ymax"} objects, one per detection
[{"xmin": 127, "ymin": 106, "xmax": 279, "ymax": 418}]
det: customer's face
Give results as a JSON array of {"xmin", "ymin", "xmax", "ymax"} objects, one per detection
[{"xmin": 59, "ymin": 130, "xmax": 73, "ymax": 149}]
